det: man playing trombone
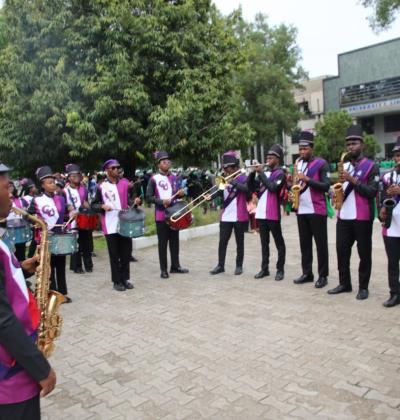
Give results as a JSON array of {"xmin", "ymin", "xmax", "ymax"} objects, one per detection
[
  {"xmin": 247, "ymin": 144, "xmax": 286, "ymax": 281},
  {"xmin": 210, "ymin": 151, "xmax": 249, "ymax": 276}
]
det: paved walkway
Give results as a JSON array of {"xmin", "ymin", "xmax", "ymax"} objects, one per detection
[{"xmin": 42, "ymin": 217, "xmax": 400, "ymax": 419}]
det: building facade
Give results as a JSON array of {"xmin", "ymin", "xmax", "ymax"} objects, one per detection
[{"xmin": 324, "ymin": 38, "xmax": 400, "ymax": 158}]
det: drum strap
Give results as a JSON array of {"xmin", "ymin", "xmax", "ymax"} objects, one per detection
[{"xmin": 67, "ymin": 188, "xmax": 77, "ymax": 210}]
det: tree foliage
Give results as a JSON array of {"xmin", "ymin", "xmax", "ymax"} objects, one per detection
[
  {"xmin": 235, "ymin": 13, "xmax": 305, "ymax": 154},
  {"xmin": 361, "ymin": 0, "xmax": 400, "ymax": 29},
  {"xmin": 314, "ymin": 110, "xmax": 381, "ymax": 162},
  {"xmin": 0, "ymin": 0, "xmax": 253, "ymax": 174}
]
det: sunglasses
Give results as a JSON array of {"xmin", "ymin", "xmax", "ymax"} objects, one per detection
[{"xmin": 110, "ymin": 166, "xmax": 121, "ymax": 170}]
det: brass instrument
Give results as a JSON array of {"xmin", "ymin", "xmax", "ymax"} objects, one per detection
[
  {"xmin": 382, "ymin": 198, "xmax": 396, "ymax": 229},
  {"xmin": 170, "ymin": 168, "xmax": 246, "ymax": 223},
  {"xmin": 332, "ymin": 152, "xmax": 348, "ymax": 211},
  {"xmin": 288, "ymin": 158, "xmax": 303, "ymax": 211},
  {"xmin": 11, "ymin": 206, "xmax": 65, "ymax": 358}
]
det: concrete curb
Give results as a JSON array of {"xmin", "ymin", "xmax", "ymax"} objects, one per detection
[{"xmin": 132, "ymin": 223, "xmax": 219, "ymax": 250}]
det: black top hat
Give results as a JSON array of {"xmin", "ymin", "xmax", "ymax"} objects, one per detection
[
  {"xmin": 298, "ymin": 131, "xmax": 314, "ymax": 147},
  {"xmin": 65, "ymin": 163, "xmax": 81, "ymax": 175},
  {"xmin": 0, "ymin": 163, "xmax": 11, "ymax": 173},
  {"xmin": 36, "ymin": 166, "xmax": 55, "ymax": 182},
  {"xmin": 393, "ymin": 136, "xmax": 400, "ymax": 153},
  {"xmin": 155, "ymin": 151, "xmax": 170, "ymax": 162},
  {"xmin": 346, "ymin": 124, "xmax": 363, "ymax": 141},
  {"xmin": 267, "ymin": 144, "xmax": 283, "ymax": 159},
  {"xmin": 222, "ymin": 151, "xmax": 238, "ymax": 168}
]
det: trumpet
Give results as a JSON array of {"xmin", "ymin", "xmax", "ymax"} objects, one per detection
[{"xmin": 169, "ymin": 168, "xmax": 246, "ymax": 223}]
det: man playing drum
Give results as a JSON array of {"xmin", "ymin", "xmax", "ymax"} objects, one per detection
[
  {"xmin": 146, "ymin": 151, "xmax": 189, "ymax": 279},
  {"xmin": 91, "ymin": 159, "xmax": 141, "ymax": 291}
]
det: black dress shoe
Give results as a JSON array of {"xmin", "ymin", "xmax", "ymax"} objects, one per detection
[
  {"xmin": 327, "ymin": 284, "xmax": 352, "ymax": 294},
  {"xmin": 160, "ymin": 271, "xmax": 169, "ymax": 279},
  {"xmin": 210, "ymin": 265, "xmax": 225, "ymax": 275},
  {"xmin": 124, "ymin": 281, "xmax": 134, "ymax": 289},
  {"xmin": 85, "ymin": 268, "xmax": 93, "ymax": 273},
  {"xmin": 383, "ymin": 294, "xmax": 400, "ymax": 308},
  {"xmin": 62, "ymin": 296, "xmax": 73, "ymax": 304},
  {"xmin": 275, "ymin": 270, "xmax": 284, "ymax": 281},
  {"xmin": 293, "ymin": 274, "xmax": 314, "ymax": 284},
  {"xmin": 356, "ymin": 288, "xmax": 369, "ymax": 300},
  {"xmin": 234, "ymin": 266, "xmax": 243, "ymax": 275},
  {"xmin": 254, "ymin": 269, "xmax": 270, "ymax": 279},
  {"xmin": 130, "ymin": 256, "xmax": 138, "ymax": 262},
  {"xmin": 315, "ymin": 276, "xmax": 328, "ymax": 288},
  {"xmin": 170, "ymin": 267, "xmax": 189, "ymax": 274},
  {"xmin": 74, "ymin": 268, "xmax": 85, "ymax": 274},
  {"xmin": 113, "ymin": 283, "xmax": 126, "ymax": 292}
]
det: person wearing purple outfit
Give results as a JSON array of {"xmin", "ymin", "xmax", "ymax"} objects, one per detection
[
  {"xmin": 248, "ymin": 144, "xmax": 286, "ymax": 281},
  {"xmin": 291, "ymin": 131, "xmax": 331, "ymax": 289},
  {"xmin": 328, "ymin": 125, "xmax": 379, "ymax": 300},
  {"xmin": 28, "ymin": 166, "xmax": 73, "ymax": 303},
  {"xmin": 0, "ymin": 162, "xmax": 56, "ymax": 420},
  {"xmin": 210, "ymin": 152, "xmax": 249, "ymax": 276},
  {"xmin": 91, "ymin": 159, "xmax": 141, "ymax": 291}
]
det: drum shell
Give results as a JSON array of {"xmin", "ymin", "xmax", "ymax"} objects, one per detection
[
  {"xmin": 6, "ymin": 219, "xmax": 33, "ymax": 244},
  {"xmin": 165, "ymin": 201, "xmax": 193, "ymax": 231},
  {"xmin": 117, "ymin": 209, "xmax": 145, "ymax": 238},
  {"xmin": 76, "ymin": 212, "xmax": 98, "ymax": 230},
  {"xmin": 48, "ymin": 232, "xmax": 78, "ymax": 255}
]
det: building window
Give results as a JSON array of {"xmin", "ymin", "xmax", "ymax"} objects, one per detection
[
  {"xmin": 384, "ymin": 114, "xmax": 400, "ymax": 133},
  {"xmin": 360, "ymin": 117, "xmax": 375, "ymax": 134}
]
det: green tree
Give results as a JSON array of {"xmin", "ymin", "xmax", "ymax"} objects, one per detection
[
  {"xmin": 0, "ymin": 0, "xmax": 252, "ymax": 175},
  {"xmin": 314, "ymin": 110, "xmax": 381, "ymax": 162},
  {"xmin": 235, "ymin": 13, "xmax": 305, "ymax": 156},
  {"xmin": 0, "ymin": 13, "xmax": 6, "ymax": 50},
  {"xmin": 361, "ymin": 0, "xmax": 400, "ymax": 29}
]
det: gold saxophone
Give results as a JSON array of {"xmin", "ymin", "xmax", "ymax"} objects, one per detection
[
  {"xmin": 289, "ymin": 158, "xmax": 303, "ymax": 210},
  {"xmin": 11, "ymin": 207, "xmax": 65, "ymax": 358},
  {"xmin": 332, "ymin": 152, "xmax": 348, "ymax": 211}
]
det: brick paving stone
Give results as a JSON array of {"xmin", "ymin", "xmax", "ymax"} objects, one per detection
[{"xmin": 41, "ymin": 218, "xmax": 400, "ymax": 419}]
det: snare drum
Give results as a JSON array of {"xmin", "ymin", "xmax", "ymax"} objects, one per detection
[
  {"xmin": 165, "ymin": 201, "xmax": 193, "ymax": 231},
  {"xmin": 76, "ymin": 210, "xmax": 98, "ymax": 230},
  {"xmin": 117, "ymin": 208, "xmax": 145, "ymax": 238},
  {"xmin": 6, "ymin": 219, "xmax": 33, "ymax": 244},
  {"xmin": 48, "ymin": 232, "xmax": 78, "ymax": 255}
]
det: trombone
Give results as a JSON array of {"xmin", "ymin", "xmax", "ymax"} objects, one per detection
[{"xmin": 169, "ymin": 167, "xmax": 246, "ymax": 223}]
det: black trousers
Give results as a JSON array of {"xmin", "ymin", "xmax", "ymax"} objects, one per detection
[
  {"xmin": 14, "ymin": 243, "xmax": 26, "ymax": 262},
  {"xmin": 105, "ymin": 233, "xmax": 132, "ymax": 284},
  {"xmin": 297, "ymin": 214, "xmax": 329, "ymax": 277},
  {"xmin": 218, "ymin": 221, "xmax": 247, "ymax": 268},
  {"xmin": 336, "ymin": 219, "xmax": 373, "ymax": 289},
  {"xmin": 50, "ymin": 255, "xmax": 67, "ymax": 295},
  {"xmin": 0, "ymin": 395, "xmax": 40, "ymax": 420},
  {"xmin": 27, "ymin": 233, "xmax": 37, "ymax": 258},
  {"xmin": 257, "ymin": 219, "xmax": 285, "ymax": 272},
  {"xmin": 70, "ymin": 230, "xmax": 93, "ymax": 271},
  {"xmin": 156, "ymin": 222, "xmax": 180, "ymax": 272},
  {"xmin": 383, "ymin": 236, "xmax": 400, "ymax": 294}
]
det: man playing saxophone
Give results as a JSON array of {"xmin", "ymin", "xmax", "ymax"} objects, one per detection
[
  {"xmin": 380, "ymin": 136, "xmax": 400, "ymax": 308},
  {"xmin": 291, "ymin": 131, "xmax": 331, "ymax": 289},
  {"xmin": 328, "ymin": 125, "xmax": 379, "ymax": 300},
  {"xmin": 0, "ymin": 163, "xmax": 56, "ymax": 420}
]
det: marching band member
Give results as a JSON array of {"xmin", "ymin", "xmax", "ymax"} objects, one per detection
[
  {"xmin": 29, "ymin": 166, "xmax": 73, "ymax": 303},
  {"xmin": 292, "ymin": 131, "xmax": 331, "ymax": 288},
  {"xmin": 146, "ymin": 151, "xmax": 189, "ymax": 279},
  {"xmin": 64, "ymin": 164, "xmax": 93, "ymax": 274},
  {"xmin": 7, "ymin": 182, "xmax": 29, "ymax": 262},
  {"xmin": 328, "ymin": 125, "xmax": 379, "ymax": 300},
  {"xmin": 0, "ymin": 163, "xmax": 56, "ymax": 420},
  {"xmin": 20, "ymin": 179, "xmax": 38, "ymax": 258},
  {"xmin": 91, "ymin": 159, "xmax": 140, "ymax": 291},
  {"xmin": 379, "ymin": 137, "xmax": 400, "ymax": 307},
  {"xmin": 248, "ymin": 144, "xmax": 286, "ymax": 280},
  {"xmin": 210, "ymin": 151, "xmax": 248, "ymax": 276}
]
